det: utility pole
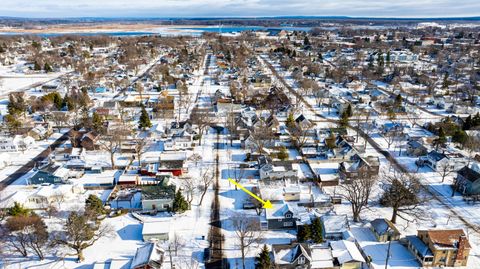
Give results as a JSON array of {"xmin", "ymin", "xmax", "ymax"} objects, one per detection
[{"xmin": 384, "ymin": 231, "xmax": 393, "ymax": 269}]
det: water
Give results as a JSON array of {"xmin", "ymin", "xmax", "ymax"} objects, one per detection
[
  {"xmin": 0, "ymin": 25, "xmax": 313, "ymax": 37},
  {"xmin": 0, "ymin": 31, "xmax": 157, "ymax": 37}
]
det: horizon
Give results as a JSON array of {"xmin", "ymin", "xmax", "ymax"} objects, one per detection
[{"xmin": 1, "ymin": 0, "xmax": 480, "ymax": 19}]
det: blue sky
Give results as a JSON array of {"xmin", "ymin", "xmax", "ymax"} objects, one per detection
[{"xmin": 1, "ymin": 0, "xmax": 479, "ymax": 18}]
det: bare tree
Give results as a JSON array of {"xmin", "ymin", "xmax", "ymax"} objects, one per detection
[
  {"xmin": 169, "ymin": 232, "xmax": 185, "ymax": 256},
  {"xmin": 181, "ymin": 177, "xmax": 197, "ymax": 208},
  {"xmin": 198, "ymin": 168, "xmax": 214, "ymax": 206},
  {"xmin": 56, "ymin": 212, "xmax": 113, "ymax": 262},
  {"xmin": 50, "ymin": 111, "xmax": 70, "ymax": 132},
  {"xmin": 338, "ymin": 175, "xmax": 376, "ymax": 222},
  {"xmin": 190, "ymin": 108, "xmax": 211, "ymax": 145},
  {"xmin": 187, "ymin": 153, "xmax": 202, "ymax": 167},
  {"xmin": 437, "ymin": 162, "xmax": 453, "ymax": 183},
  {"xmin": 232, "ymin": 212, "xmax": 264, "ymax": 269},
  {"xmin": 380, "ymin": 170, "xmax": 425, "ymax": 224},
  {"xmin": 230, "ymin": 164, "xmax": 245, "ymax": 191}
]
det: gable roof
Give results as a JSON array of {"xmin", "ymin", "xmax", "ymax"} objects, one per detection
[
  {"xmin": 370, "ymin": 218, "xmax": 399, "ymax": 236},
  {"xmin": 457, "ymin": 165, "xmax": 480, "ymax": 183},
  {"xmin": 423, "ymin": 229, "xmax": 471, "ymax": 249},
  {"xmin": 330, "ymin": 240, "xmax": 365, "ymax": 264},
  {"xmin": 130, "ymin": 243, "xmax": 164, "ymax": 269},
  {"xmin": 272, "ymin": 243, "xmax": 312, "ymax": 265}
]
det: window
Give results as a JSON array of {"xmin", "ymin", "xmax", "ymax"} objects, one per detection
[
  {"xmin": 285, "ymin": 213, "xmax": 292, "ymax": 218},
  {"xmin": 298, "ymin": 256, "xmax": 305, "ymax": 264},
  {"xmin": 283, "ymin": 222, "xmax": 293, "ymax": 227}
]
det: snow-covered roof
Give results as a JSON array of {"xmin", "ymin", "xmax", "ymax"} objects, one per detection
[
  {"xmin": 142, "ymin": 221, "xmax": 171, "ymax": 236},
  {"xmin": 330, "ymin": 240, "xmax": 365, "ymax": 264},
  {"xmin": 321, "ymin": 215, "xmax": 349, "ymax": 234},
  {"xmin": 130, "ymin": 243, "xmax": 164, "ymax": 269}
]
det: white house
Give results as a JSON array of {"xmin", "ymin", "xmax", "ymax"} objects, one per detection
[
  {"xmin": 0, "ymin": 135, "xmax": 35, "ymax": 152},
  {"xmin": 259, "ymin": 163, "xmax": 298, "ymax": 180}
]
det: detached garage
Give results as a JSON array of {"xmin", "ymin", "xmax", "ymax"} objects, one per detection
[{"xmin": 142, "ymin": 221, "xmax": 171, "ymax": 242}]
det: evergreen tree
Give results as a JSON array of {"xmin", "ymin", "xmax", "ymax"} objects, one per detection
[
  {"xmin": 277, "ymin": 146, "xmax": 289, "ymax": 161},
  {"xmin": 85, "ymin": 194, "xmax": 104, "ymax": 216},
  {"xmin": 286, "ymin": 113, "xmax": 295, "ymax": 128},
  {"xmin": 173, "ymin": 190, "xmax": 189, "ymax": 213},
  {"xmin": 345, "ymin": 103, "xmax": 353, "ymax": 117},
  {"xmin": 8, "ymin": 202, "xmax": 30, "ymax": 216},
  {"xmin": 91, "ymin": 112, "xmax": 104, "ymax": 133},
  {"xmin": 304, "ymin": 36, "xmax": 310, "ymax": 46},
  {"xmin": 138, "ymin": 106, "xmax": 152, "ymax": 130},
  {"xmin": 386, "ymin": 51, "xmax": 391, "ymax": 65},
  {"xmin": 433, "ymin": 127, "xmax": 447, "ymax": 149},
  {"xmin": 297, "ymin": 225, "xmax": 311, "ymax": 242},
  {"xmin": 255, "ymin": 245, "xmax": 273, "ymax": 269},
  {"xmin": 463, "ymin": 115, "xmax": 472, "ymax": 130},
  {"xmin": 310, "ymin": 217, "xmax": 323, "ymax": 243},
  {"xmin": 442, "ymin": 73, "xmax": 449, "ymax": 89},
  {"xmin": 317, "ymin": 52, "xmax": 323, "ymax": 61},
  {"xmin": 52, "ymin": 92, "xmax": 63, "ymax": 110},
  {"xmin": 394, "ymin": 94, "xmax": 403, "ymax": 108},
  {"xmin": 339, "ymin": 111, "xmax": 350, "ymax": 127},
  {"xmin": 452, "ymin": 129, "xmax": 468, "ymax": 147},
  {"xmin": 44, "ymin": 62, "xmax": 53, "ymax": 72},
  {"xmin": 33, "ymin": 60, "xmax": 41, "ymax": 71}
]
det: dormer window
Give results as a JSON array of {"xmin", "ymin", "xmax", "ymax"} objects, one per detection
[{"xmin": 298, "ymin": 256, "xmax": 305, "ymax": 264}]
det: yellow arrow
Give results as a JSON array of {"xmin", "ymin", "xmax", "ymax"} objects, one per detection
[{"xmin": 228, "ymin": 178, "xmax": 273, "ymax": 209}]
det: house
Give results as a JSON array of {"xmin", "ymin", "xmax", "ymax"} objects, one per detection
[
  {"xmin": 406, "ymin": 140, "xmax": 428, "ymax": 157},
  {"xmin": 28, "ymin": 124, "xmax": 52, "ymax": 141},
  {"xmin": 263, "ymin": 202, "xmax": 298, "ymax": 230},
  {"xmin": 27, "ymin": 163, "xmax": 71, "ymax": 185},
  {"xmin": 454, "ymin": 163, "xmax": 480, "ymax": 196},
  {"xmin": 130, "ymin": 243, "xmax": 164, "ymax": 269},
  {"xmin": 381, "ymin": 122, "xmax": 404, "ymax": 135},
  {"xmin": 271, "ymin": 243, "xmax": 334, "ymax": 269},
  {"xmin": 24, "ymin": 184, "xmax": 80, "ymax": 209},
  {"xmin": 295, "ymin": 114, "xmax": 312, "ymax": 129},
  {"xmin": 419, "ymin": 150, "xmax": 466, "ymax": 171},
  {"xmin": 118, "ymin": 174, "xmax": 140, "ymax": 185},
  {"xmin": 158, "ymin": 152, "xmax": 187, "ymax": 176},
  {"xmin": 369, "ymin": 218, "xmax": 401, "ymax": 242},
  {"xmin": 330, "ymin": 240, "xmax": 365, "ymax": 269},
  {"xmin": 81, "ymin": 131, "xmax": 100, "ymax": 150},
  {"xmin": 321, "ymin": 215, "xmax": 349, "ymax": 240},
  {"xmin": 405, "ymin": 229, "xmax": 471, "ymax": 267},
  {"xmin": 338, "ymin": 154, "xmax": 380, "ymax": 181},
  {"xmin": 0, "ymin": 135, "xmax": 35, "ymax": 152},
  {"xmin": 259, "ymin": 162, "xmax": 298, "ymax": 180},
  {"xmin": 141, "ymin": 184, "xmax": 175, "ymax": 212},
  {"xmin": 142, "ymin": 221, "xmax": 170, "ymax": 242}
]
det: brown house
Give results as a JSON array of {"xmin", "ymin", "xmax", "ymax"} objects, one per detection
[
  {"xmin": 338, "ymin": 154, "xmax": 380, "ymax": 181},
  {"xmin": 80, "ymin": 131, "xmax": 100, "ymax": 151},
  {"xmin": 406, "ymin": 229, "xmax": 471, "ymax": 267}
]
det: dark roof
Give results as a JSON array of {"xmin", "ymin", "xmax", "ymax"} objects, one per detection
[
  {"xmin": 457, "ymin": 166, "xmax": 480, "ymax": 183},
  {"xmin": 141, "ymin": 184, "xmax": 175, "ymax": 200},
  {"xmin": 428, "ymin": 150, "xmax": 447, "ymax": 161}
]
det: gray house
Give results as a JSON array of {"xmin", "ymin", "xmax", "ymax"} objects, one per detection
[
  {"xmin": 263, "ymin": 202, "xmax": 298, "ymax": 230},
  {"xmin": 406, "ymin": 140, "xmax": 428, "ymax": 157},
  {"xmin": 455, "ymin": 164, "xmax": 480, "ymax": 196}
]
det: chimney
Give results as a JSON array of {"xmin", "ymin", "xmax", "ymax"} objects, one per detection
[{"xmin": 455, "ymin": 235, "xmax": 468, "ymax": 262}]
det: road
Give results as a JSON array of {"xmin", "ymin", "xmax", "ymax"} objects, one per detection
[
  {"xmin": 260, "ymin": 53, "xmax": 480, "ymax": 236},
  {"xmin": 0, "ymin": 131, "xmax": 70, "ymax": 191}
]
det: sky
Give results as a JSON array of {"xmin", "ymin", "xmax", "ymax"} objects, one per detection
[{"xmin": 0, "ymin": 0, "xmax": 479, "ymax": 18}]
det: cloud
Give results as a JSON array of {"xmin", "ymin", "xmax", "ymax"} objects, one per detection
[{"xmin": 0, "ymin": 0, "xmax": 479, "ymax": 18}]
